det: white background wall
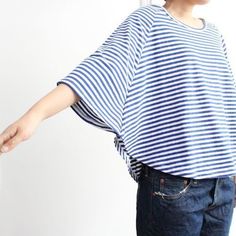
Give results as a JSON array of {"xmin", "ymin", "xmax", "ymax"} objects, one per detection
[{"xmin": 0, "ymin": 0, "xmax": 235, "ymax": 235}]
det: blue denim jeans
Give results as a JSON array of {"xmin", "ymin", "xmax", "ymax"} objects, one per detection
[{"xmin": 136, "ymin": 164, "xmax": 235, "ymax": 236}]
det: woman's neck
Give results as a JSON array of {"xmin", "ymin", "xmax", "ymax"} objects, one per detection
[
  {"xmin": 163, "ymin": 0, "xmax": 195, "ymax": 19},
  {"xmin": 163, "ymin": 0, "xmax": 203, "ymax": 28}
]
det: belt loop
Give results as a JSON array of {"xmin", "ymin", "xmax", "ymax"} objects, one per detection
[
  {"xmin": 144, "ymin": 164, "xmax": 148, "ymax": 177},
  {"xmin": 233, "ymin": 176, "xmax": 236, "ymax": 184}
]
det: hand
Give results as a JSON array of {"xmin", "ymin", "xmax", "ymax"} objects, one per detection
[{"xmin": 0, "ymin": 113, "xmax": 42, "ymax": 156}]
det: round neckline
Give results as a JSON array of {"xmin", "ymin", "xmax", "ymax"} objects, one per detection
[{"xmin": 151, "ymin": 4, "xmax": 207, "ymax": 31}]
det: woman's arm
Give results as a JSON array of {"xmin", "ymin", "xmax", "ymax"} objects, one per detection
[{"xmin": 0, "ymin": 84, "xmax": 80, "ymax": 155}]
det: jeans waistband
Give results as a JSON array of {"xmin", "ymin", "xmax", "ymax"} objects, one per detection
[
  {"xmin": 141, "ymin": 163, "xmax": 234, "ymax": 183},
  {"xmin": 142, "ymin": 164, "xmax": 188, "ymax": 180}
]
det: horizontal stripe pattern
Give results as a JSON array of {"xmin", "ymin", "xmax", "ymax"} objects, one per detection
[{"xmin": 57, "ymin": 4, "xmax": 236, "ymax": 182}]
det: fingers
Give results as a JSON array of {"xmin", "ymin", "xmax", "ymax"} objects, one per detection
[
  {"xmin": 1, "ymin": 135, "xmax": 22, "ymax": 154},
  {"xmin": 0, "ymin": 126, "xmax": 18, "ymax": 155}
]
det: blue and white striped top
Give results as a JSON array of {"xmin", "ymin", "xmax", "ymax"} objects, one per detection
[{"xmin": 57, "ymin": 4, "xmax": 236, "ymax": 182}]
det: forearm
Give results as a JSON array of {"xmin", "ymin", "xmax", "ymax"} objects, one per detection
[
  {"xmin": 20, "ymin": 84, "xmax": 80, "ymax": 122},
  {"xmin": 0, "ymin": 84, "xmax": 79, "ymax": 154}
]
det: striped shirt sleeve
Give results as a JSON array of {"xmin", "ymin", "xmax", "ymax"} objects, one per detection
[
  {"xmin": 57, "ymin": 7, "xmax": 153, "ymax": 135},
  {"xmin": 220, "ymin": 34, "xmax": 235, "ymax": 81}
]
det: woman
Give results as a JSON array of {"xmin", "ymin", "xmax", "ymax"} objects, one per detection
[{"xmin": 0, "ymin": 0, "xmax": 235, "ymax": 235}]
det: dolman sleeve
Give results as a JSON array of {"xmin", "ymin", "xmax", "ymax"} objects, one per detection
[
  {"xmin": 57, "ymin": 7, "xmax": 151, "ymax": 135},
  {"xmin": 220, "ymin": 34, "xmax": 235, "ymax": 80}
]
